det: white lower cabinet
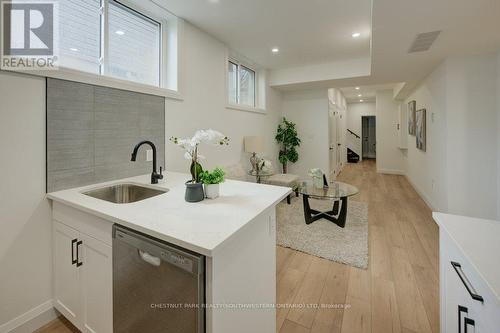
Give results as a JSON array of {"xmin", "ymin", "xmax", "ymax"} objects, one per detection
[
  {"xmin": 53, "ymin": 221, "xmax": 81, "ymax": 323},
  {"xmin": 53, "ymin": 220, "xmax": 113, "ymax": 333},
  {"xmin": 440, "ymin": 231, "xmax": 500, "ymax": 333}
]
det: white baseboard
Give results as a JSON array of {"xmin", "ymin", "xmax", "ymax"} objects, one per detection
[
  {"xmin": 376, "ymin": 168, "xmax": 405, "ymax": 175},
  {"xmin": 0, "ymin": 300, "xmax": 57, "ymax": 333},
  {"xmin": 404, "ymin": 175, "xmax": 436, "ymax": 212}
]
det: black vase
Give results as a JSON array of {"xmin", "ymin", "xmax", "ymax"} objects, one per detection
[{"xmin": 185, "ymin": 181, "xmax": 204, "ymax": 202}]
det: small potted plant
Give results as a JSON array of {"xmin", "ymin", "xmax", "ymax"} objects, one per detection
[
  {"xmin": 170, "ymin": 129, "xmax": 229, "ymax": 202},
  {"xmin": 200, "ymin": 167, "xmax": 225, "ymax": 199}
]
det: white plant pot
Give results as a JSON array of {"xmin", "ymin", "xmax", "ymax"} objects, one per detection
[{"xmin": 204, "ymin": 184, "xmax": 220, "ymax": 199}]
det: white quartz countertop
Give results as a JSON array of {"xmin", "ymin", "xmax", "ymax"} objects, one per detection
[
  {"xmin": 48, "ymin": 172, "xmax": 291, "ymax": 256},
  {"xmin": 433, "ymin": 212, "xmax": 500, "ymax": 302}
]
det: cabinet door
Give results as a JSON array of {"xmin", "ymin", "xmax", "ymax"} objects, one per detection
[
  {"xmin": 444, "ymin": 260, "xmax": 472, "ymax": 333},
  {"xmin": 80, "ymin": 234, "xmax": 113, "ymax": 333},
  {"xmin": 53, "ymin": 221, "xmax": 81, "ymax": 324}
]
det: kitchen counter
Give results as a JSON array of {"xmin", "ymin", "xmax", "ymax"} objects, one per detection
[
  {"xmin": 433, "ymin": 212, "xmax": 500, "ymax": 302},
  {"xmin": 48, "ymin": 171, "xmax": 291, "ymax": 256}
]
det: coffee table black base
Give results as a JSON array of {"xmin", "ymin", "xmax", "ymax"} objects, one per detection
[{"xmin": 302, "ymin": 195, "xmax": 348, "ymax": 228}]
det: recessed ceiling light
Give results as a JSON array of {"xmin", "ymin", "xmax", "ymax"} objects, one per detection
[
  {"xmin": 271, "ymin": 47, "xmax": 279, "ymax": 54},
  {"xmin": 360, "ymin": 99, "xmax": 364, "ymax": 102},
  {"xmin": 116, "ymin": 30, "xmax": 125, "ymax": 35},
  {"xmin": 352, "ymin": 32, "xmax": 361, "ymax": 38},
  {"xmin": 358, "ymin": 94, "xmax": 362, "ymax": 97},
  {"xmin": 355, "ymin": 87, "xmax": 360, "ymax": 90},
  {"xmin": 69, "ymin": 47, "xmax": 78, "ymax": 52}
]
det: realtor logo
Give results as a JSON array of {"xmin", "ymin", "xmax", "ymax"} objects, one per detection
[{"xmin": 1, "ymin": 0, "xmax": 59, "ymax": 70}]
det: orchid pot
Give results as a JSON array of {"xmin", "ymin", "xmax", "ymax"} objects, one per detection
[{"xmin": 185, "ymin": 181, "xmax": 205, "ymax": 203}]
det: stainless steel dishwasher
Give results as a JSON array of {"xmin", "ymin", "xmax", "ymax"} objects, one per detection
[{"xmin": 113, "ymin": 225, "xmax": 205, "ymax": 333}]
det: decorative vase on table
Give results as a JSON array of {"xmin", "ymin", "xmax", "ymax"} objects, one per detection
[{"xmin": 309, "ymin": 168, "xmax": 324, "ymax": 189}]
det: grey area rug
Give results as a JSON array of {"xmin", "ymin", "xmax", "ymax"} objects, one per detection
[{"xmin": 276, "ymin": 197, "xmax": 369, "ymax": 269}]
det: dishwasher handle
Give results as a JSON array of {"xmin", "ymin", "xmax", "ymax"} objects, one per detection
[{"xmin": 139, "ymin": 250, "xmax": 161, "ymax": 266}]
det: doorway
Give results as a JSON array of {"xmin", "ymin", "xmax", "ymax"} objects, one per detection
[{"xmin": 361, "ymin": 116, "xmax": 376, "ymax": 159}]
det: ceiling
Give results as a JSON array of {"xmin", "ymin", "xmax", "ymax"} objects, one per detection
[
  {"xmin": 155, "ymin": 0, "xmax": 500, "ymax": 98},
  {"xmin": 155, "ymin": 0, "xmax": 372, "ymax": 69},
  {"xmin": 341, "ymin": 83, "xmax": 396, "ymax": 103}
]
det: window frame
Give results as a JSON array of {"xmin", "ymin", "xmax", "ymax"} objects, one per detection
[
  {"xmin": 226, "ymin": 56, "xmax": 263, "ymax": 113},
  {"xmin": 227, "ymin": 60, "xmax": 239, "ymax": 105},
  {"xmin": 1, "ymin": 0, "xmax": 182, "ymax": 100},
  {"xmin": 103, "ymin": 0, "xmax": 163, "ymax": 87}
]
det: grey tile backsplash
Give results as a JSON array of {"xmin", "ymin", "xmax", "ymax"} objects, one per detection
[{"xmin": 47, "ymin": 78, "xmax": 165, "ymax": 192}]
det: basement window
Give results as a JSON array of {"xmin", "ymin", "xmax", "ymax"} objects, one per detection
[
  {"xmin": 227, "ymin": 59, "xmax": 257, "ymax": 108},
  {"xmin": 1, "ymin": 0, "xmax": 181, "ymax": 98},
  {"xmin": 59, "ymin": 0, "xmax": 162, "ymax": 87},
  {"xmin": 106, "ymin": 0, "xmax": 161, "ymax": 86}
]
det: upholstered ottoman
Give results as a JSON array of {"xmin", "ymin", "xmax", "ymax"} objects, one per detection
[{"xmin": 263, "ymin": 174, "xmax": 300, "ymax": 204}]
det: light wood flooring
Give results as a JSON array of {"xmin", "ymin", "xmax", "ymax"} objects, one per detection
[
  {"xmin": 277, "ymin": 160, "xmax": 439, "ymax": 333},
  {"xmin": 36, "ymin": 160, "xmax": 439, "ymax": 333}
]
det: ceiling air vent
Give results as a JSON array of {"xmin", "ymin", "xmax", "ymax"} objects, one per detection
[{"xmin": 408, "ymin": 31, "xmax": 441, "ymax": 53}]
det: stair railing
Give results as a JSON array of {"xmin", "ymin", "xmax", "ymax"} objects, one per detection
[{"xmin": 347, "ymin": 129, "xmax": 360, "ymax": 139}]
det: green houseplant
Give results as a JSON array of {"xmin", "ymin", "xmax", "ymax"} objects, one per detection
[
  {"xmin": 200, "ymin": 167, "xmax": 225, "ymax": 199},
  {"xmin": 275, "ymin": 118, "xmax": 301, "ymax": 173}
]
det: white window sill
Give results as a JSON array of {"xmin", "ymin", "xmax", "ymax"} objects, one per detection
[
  {"xmin": 226, "ymin": 103, "xmax": 266, "ymax": 114},
  {"xmin": 0, "ymin": 67, "xmax": 184, "ymax": 101}
]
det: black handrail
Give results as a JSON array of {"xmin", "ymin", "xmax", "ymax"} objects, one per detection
[{"xmin": 347, "ymin": 129, "xmax": 360, "ymax": 139}]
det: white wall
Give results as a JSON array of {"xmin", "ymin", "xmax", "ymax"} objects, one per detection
[
  {"xmin": 404, "ymin": 52, "xmax": 499, "ymax": 219},
  {"xmin": 376, "ymin": 90, "xmax": 404, "ymax": 174},
  {"xmin": 403, "ymin": 62, "xmax": 448, "ymax": 212},
  {"xmin": 0, "ymin": 20, "xmax": 283, "ymax": 330},
  {"xmin": 445, "ymin": 54, "xmax": 498, "ymax": 219},
  {"xmin": 346, "ymin": 102, "xmax": 376, "ymax": 138},
  {"xmin": 0, "ymin": 72, "xmax": 54, "ymax": 329},
  {"xmin": 165, "ymin": 23, "xmax": 282, "ymax": 174},
  {"xmin": 497, "ymin": 50, "xmax": 500, "ymax": 220},
  {"xmin": 281, "ymin": 89, "xmax": 330, "ymax": 179}
]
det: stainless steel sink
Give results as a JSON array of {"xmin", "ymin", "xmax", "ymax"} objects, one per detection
[{"xmin": 83, "ymin": 183, "xmax": 168, "ymax": 204}]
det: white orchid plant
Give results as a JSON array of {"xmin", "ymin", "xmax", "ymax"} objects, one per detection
[{"xmin": 170, "ymin": 129, "xmax": 230, "ymax": 183}]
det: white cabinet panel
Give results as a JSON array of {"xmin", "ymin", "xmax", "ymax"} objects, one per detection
[
  {"xmin": 80, "ymin": 234, "xmax": 113, "ymax": 333},
  {"xmin": 53, "ymin": 221, "xmax": 81, "ymax": 322},
  {"xmin": 53, "ymin": 204, "xmax": 113, "ymax": 333},
  {"xmin": 439, "ymin": 218, "xmax": 500, "ymax": 333}
]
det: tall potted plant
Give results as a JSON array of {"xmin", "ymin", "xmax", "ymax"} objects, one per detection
[
  {"xmin": 170, "ymin": 129, "xmax": 229, "ymax": 202},
  {"xmin": 275, "ymin": 118, "xmax": 301, "ymax": 173}
]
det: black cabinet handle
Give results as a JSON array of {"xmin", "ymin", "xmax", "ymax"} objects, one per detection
[
  {"xmin": 458, "ymin": 305, "xmax": 468, "ymax": 333},
  {"xmin": 76, "ymin": 240, "xmax": 83, "ymax": 267},
  {"xmin": 464, "ymin": 318, "xmax": 475, "ymax": 333},
  {"xmin": 71, "ymin": 239, "xmax": 77, "ymax": 265},
  {"xmin": 451, "ymin": 262, "xmax": 484, "ymax": 302}
]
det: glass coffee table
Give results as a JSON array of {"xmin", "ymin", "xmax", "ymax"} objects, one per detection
[{"xmin": 298, "ymin": 181, "xmax": 359, "ymax": 227}]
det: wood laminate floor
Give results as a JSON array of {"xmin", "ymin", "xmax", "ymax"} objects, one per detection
[
  {"xmin": 36, "ymin": 160, "xmax": 439, "ymax": 333},
  {"xmin": 277, "ymin": 160, "xmax": 439, "ymax": 333}
]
